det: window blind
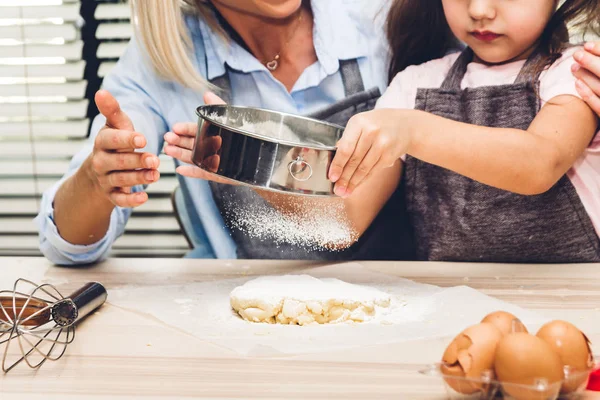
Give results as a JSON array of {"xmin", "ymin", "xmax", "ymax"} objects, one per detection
[{"xmin": 0, "ymin": 0, "xmax": 188, "ymax": 258}]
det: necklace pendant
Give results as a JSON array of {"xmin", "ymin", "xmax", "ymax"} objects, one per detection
[{"xmin": 266, "ymin": 59, "xmax": 279, "ymax": 71}]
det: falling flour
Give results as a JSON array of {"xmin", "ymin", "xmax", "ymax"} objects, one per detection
[{"xmin": 222, "ymin": 193, "xmax": 359, "ymax": 252}]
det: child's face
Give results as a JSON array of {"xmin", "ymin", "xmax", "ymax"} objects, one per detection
[{"xmin": 441, "ymin": 0, "xmax": 559, "ymax": 64}]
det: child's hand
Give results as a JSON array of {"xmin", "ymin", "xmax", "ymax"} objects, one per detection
[{"xmin": 328, "ymin": 109, "xmax": 414, "ymax": 198}]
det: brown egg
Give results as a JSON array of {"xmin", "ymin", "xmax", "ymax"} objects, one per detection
[
  {"xmin": 481, "ymin": 311, "xmax": 528, "ymax": 336},
  {"xmin": 495, "ymin": 333, "xmax": 564, "ymax": 400},
  {"xmin": 536, "ymin": 320, "xmax": 594, "ymax": 393},
  {"xmin": 441, "ymin": 322, "xmax": 503, "ymax": 394}
]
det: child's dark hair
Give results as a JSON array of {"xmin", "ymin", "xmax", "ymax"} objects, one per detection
[{"xmin": 386, "ymin": 0, "xmax": 600, "ymax": 82}]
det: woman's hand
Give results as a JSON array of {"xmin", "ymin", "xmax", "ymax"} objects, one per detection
[
  {"xmin": 163, "ymin": 92, "xmax": 235, "ymax": 185},
  {"xmin": 86, "ymin": 90, "xmax": 161, "ymax": 208},
  {"xmin": 328, "ymin": 109, "xmax": 413, "ymax": 198},
  {"xmin": 573, "ymin": 41, "xmax": 600, "ymax": 116}
]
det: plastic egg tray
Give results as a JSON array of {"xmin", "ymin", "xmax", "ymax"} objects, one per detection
[{"xmin": 419, "ymin": 357, "xmax": 599, "ymax": 400}]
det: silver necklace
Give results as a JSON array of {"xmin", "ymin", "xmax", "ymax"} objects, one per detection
[{"xmin": 265, "ymin": 11, "xmax": 303, "ymax": 71}]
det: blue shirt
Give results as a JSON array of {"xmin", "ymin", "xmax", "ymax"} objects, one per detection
[{"xmin": 35, "ymin": 0, "xmax": 391, "ymax": 265}]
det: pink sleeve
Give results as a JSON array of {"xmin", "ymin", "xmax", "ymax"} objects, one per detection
[
  {"xmin": 539, "ymin": 47, "xmax": 583, "ymax": 106},
  {"xmin": 376, "ymin": 53, "xmax": 459, "ymax": 111},
  {"xmin": 539, "ymin": 46, "xmax": 600, "ymax": 145},
  {"xmin": 375, "ymin": 68, "xmax": 418, "ymax": 111}
]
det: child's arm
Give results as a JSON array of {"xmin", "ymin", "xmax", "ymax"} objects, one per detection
[{"xmin": 330, "ymin": 95, "xmax": 598, "ymax": 196}]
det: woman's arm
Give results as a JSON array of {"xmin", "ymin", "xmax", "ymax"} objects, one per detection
[
  {"xmin": 52, "ymin": 91, "xmax": 159, "ymax": 246},
  {"xmin": 36, "ymin": 40, "xmax": 168, "ymax": 265},
  {"xmin": 331, "ymin": 94, "xmax": 598, "ymax": 197}
]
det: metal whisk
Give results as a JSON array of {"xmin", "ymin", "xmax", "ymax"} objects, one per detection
[{"xmin": 0, "ymin": 279, "xmax": 107, "ymax": 373}]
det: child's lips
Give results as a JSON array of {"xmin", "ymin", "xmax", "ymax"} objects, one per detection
[{"xmin": 471, "ymin": 31, "xmax": 502, "ymax": 42}]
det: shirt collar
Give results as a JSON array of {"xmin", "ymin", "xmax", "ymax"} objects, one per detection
[
  {"xmin": 195, "ymin": 0, "xmax": 373, "ymax": 80},
  {"xmin": 311, "ymin": 1, "xmax": 372, "ymax": 75}
]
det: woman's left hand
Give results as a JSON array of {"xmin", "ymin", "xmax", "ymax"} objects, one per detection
[
  {"xmin": 573, "ymin": 41, "xmax": 600, "ymax": 116},
  {"xmin": 328, "ymin": 109, "xmax": 413, "ymax": 198},
  {"xmin": 163, "ymin": 92, "xmax": 236, "ymax": 185}
]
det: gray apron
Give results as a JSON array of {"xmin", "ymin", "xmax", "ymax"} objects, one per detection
[
  {"xmin": 208, "ymin": 60, "xmax": 415, "ymax": 260},
  {"xmin": 405, "ymin": 48, "xmax": 600, "ymax": 263}
]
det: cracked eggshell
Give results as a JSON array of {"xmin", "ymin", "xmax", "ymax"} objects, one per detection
[
  {"xmin": 536, "ymin": 320, "xmax": 594, "ymax": 393},
  {"xmin": 441, "ymin": 322, "xmax": 503, "ymax": 394},
  {"xmin": 481, "ymin": 311, "xmax": 528, "ymax": 336}
]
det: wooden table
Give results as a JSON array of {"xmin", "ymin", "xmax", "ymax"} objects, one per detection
[{"xmin": 1, "ymin": 257, "xmax": 600, "ymax": 399}]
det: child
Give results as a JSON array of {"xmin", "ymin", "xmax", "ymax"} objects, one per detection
[{"xmin": 328, "ymin": 0, "xmax": 600, "ymax": 263}]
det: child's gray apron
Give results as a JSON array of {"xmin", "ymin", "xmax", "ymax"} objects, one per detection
[
  {"xmin": 207, "ymin": 60, "xmax": 415, "ymax": 260},
  {"xmin": 405, "ymin": 48, "xmax": 600, "ymax": 263}
]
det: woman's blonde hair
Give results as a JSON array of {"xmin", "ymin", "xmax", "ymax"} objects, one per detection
[{"xmin": 129, "ymin": 0, "xmax": 226, "ymax": 91}]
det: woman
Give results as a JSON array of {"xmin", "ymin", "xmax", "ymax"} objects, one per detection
[{"xmin": 35, "ymin": 0, "xmax": 413, "ymax": 264}]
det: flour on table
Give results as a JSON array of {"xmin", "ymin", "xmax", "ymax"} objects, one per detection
[{"xmin": 230, "ymin": 275, "xmax": 391, "ymax": 326}]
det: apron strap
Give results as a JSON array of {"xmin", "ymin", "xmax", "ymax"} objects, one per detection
[
  {"xmin": 339, "ymin": 59, "xmax": 366, "ymax": 96},
  {"xmin": 441, "ymin": 47, "xmax": 548, "ymax": 90},
  {"xmin": 513, "ymin": 50, "xmax": 546, "ymax": 84},
  {"xmin": 440, "ymin": 48, "xmax": 474, "ymax": 91},
  {"xmin": 209, "ymin": 70, "xmax": 232, "ymax": 104},
  {"xmin": 441, "ymin": 47, "xmax": 542, "ymax": 90}
]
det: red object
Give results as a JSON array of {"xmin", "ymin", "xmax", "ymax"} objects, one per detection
[{"xmin": 587, "ymin": 369, "xmax": 600, "ymax": 391}]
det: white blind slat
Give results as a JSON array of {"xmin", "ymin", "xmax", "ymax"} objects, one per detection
[
  {"xmin": 0, "ymin": 41, "xmax": 83, "ymax": 61},
  {"xmin": 0, "ymin": 177, "xmax": 176, "ymax": 197},
  {"xmin": 0, "ymin": 216, "xmax": 180, "ymax": 234},
  {"xmin": 98, "ymin": 61, "xmax": 116, "ymax": 78},
  {"xmin": 0, "ymin": 198, "xmax": 38, "ymax": 215},
  {"xmin": 0, "ymin": 100, "xmax": 89, "ymax": 118},
  {"xmin": 0, "ymin": 157, "xmax": 176, "ymax": 175},
  {"xmin": 0, "ymin": 119, "xmax": 89, "ymax": 138},
  {"xmin": 97, "ymin": 42, "xmax": 128, "ymax": 59},
  {"xmin": 0, "ymin": 140, "xmax": 85, "ymax": 157},
  {"xmin": 96, "ymin": 23, "xmax": 132, "ymax": 40},
  {"xmin": 94, "ymin": 3, "xmax": 130, "ymax": 20},
  {"xmin": 0, "ymin": 81, "xmax": 87, "ymax": 99},
  {"xmin": 0, "ymin": 4, "xmax": 81, "ymax": 21},
  {"xmin": 0, "ymin": 197, "xmax": 174, "ymax": 215},
  {"xmin": 0, "ymin": 24, "xmax": 78, "ymax": 41},
  {"xmin": 0, "ymin": 234, "xmax": 189, "ymax": 251},
  {"xmin": 0, "ymin": 61, "xmax": 86, "ymax": 80}
]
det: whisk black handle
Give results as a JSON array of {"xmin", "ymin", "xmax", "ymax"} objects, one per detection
[
  {"xmin": 51, "ymin": 282, "xmax": 107, "ymax": 327},
  {"xmin": 69, "ymin": 282, "xmax": 107, "ymax": 322}
]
